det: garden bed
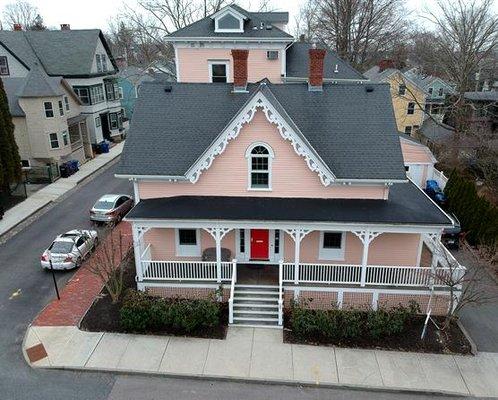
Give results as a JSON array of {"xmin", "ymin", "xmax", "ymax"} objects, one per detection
[
  {"xmin": 80, "ymin": 257, "xmax": 228, "ymax": 339},
  {"xmin": 283, "ymin": 308, "xmax": 472, "ymax": 355}
]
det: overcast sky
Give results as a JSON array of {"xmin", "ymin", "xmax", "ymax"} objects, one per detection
[{"xmin": 0, "ymin": 0, "xmax": 496, "ymax": 32}]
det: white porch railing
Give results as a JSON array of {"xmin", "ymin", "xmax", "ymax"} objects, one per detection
[
  {"xmin": 142, "ymin": 260, "xmax": 233, "ymax": 281},
  {"xmin": 228, "ymin": 259, "xmax": 237, "ymax": 324},
  {"xmin": 282, "ymin": 262, "xmax": 465, "ymax": 288},
  {"xmin": 278, "ymin": 260, "xmax": 284, "ymax": 326}
]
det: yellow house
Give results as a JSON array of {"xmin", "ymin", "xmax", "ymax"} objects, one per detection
[{"xmin": 364, "ymin": 63, "xmax": 426, "ymax": 136}]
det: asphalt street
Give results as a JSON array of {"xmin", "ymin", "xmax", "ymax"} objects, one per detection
[{"xmin": 0, "ymin": 161, "xmax": 495, "ymax": 399}]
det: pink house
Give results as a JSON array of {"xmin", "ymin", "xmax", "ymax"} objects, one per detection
[{"xmin": 117, "ymin": 5, "xmax": 464, "ymax": 328}]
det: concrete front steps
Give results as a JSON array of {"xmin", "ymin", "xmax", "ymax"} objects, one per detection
[{"xmin": 231, "ymin": 285, "xmax": 281, "ymax": 328}]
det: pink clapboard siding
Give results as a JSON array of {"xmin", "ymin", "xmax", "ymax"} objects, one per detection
[
  {"xmin": 283, "ymin": 232, "xmax": 420, "ymax": 266},
  {"xmin": 177, "ymin": 48, "xmax": 283, "ymax": 83},
  {"xmin": 145, "ymin": 228, "xmax": 421, "ymax": 267},
  {"xmin": 400, "ymin": 139, "xmax": 434, "ymax": 164},
  {"xmin": 139, "ymin": 110, "xmax": 388, "ymax": 200}
]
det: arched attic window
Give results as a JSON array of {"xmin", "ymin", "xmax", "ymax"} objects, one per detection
[{"xmin": 245, "ymin": 142, "xmax": 274, "ymax": 190}]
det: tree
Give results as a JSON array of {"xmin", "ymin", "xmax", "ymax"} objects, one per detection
[
  {"xmin": 29, "ymin": 14, "xmax": 46, "ymax": 31},
  {"xmin": 2, "ymin": 0, "xmax": 41, "ymax": 30},
  {"xmin": 84, "ymin": 229, "xmax": 131, "ymax": 304},
  {"xmin": 296, "ymin": 0, "xmax": 409, "ymax": 69},
  {"xmin": 0, "ymin": 77, "xmax": 21, "ymax": 191}
]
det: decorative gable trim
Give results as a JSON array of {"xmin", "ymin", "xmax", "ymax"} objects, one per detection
[{"xmin": 185, "ymin": 90, "xmax": 336, "ymax": 186}]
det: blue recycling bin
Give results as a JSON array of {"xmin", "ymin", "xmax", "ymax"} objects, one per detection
[
  {"xmin": 100, "ymin": 141, "xmax": 110, "ymax": 153},
  {"xmin": 68, "ymin": 160, "xmax": 79, "ymax": 173}
]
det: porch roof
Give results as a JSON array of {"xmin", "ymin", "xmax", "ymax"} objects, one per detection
[{"xmin": 127, "ymin": 182, "xmax": 452, "ymax": 227}]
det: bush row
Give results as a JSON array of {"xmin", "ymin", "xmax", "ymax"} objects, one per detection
[
  {"xmin": 290, "ymin": 301, "xmax": 419, "ymax": 341},
  {"xmin": 120, "ymin": 289, "xmax": 221, "ymax": 333},
  {"xmin": 444, "ymin": 170, "xmax": 498, "ymax": 246}
]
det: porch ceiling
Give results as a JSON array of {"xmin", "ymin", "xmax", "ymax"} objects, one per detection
[{"xmin": 127, "ymin": 182, "xmax": 452, "ymax": 227}]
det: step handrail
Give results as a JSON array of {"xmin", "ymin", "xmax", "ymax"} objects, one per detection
[
  {"xmin": 228, "ymin": 259, "xmax": 237, "ymax": 324},
  {"xmin": 278, "ymin": 259, "xmax": 283, "ymax": 326}
]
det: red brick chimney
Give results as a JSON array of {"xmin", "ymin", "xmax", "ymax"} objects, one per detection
[
  {"xmin": 13, "ymin": 23, "xmax": 22, "ymax": 31},
  {"xmin": 309, "ymin": 47, "xmax": 326, "ymax": 89},
  {"xmin": 378, "ymin": 59, "xmax": 395, "ymax": 72},
  {"xmin": 60, "ymin": 24, "xmax": 71, "ymax": 30},
  {"xmin": 231, "ymin": 49, "xmax": 249, "ymax": 90}
]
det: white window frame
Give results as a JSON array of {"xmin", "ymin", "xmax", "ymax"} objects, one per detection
[
  {"xmin": 48, "ymin": 132, "xmax": 59, "ymax": 149},
  {"xmin": 95, "ymin": 116, "xmax": 101, "ymax": 128},
  {"xmin": 175, "ymin": 228, "xmax": 201, "ymax": 257},
  {"xmin": 245, "ymin": 142, "xmax": 274, "ymax": 191},
  {"xmin": 62, "ymin": 130, "xmax": 69, "ymax": 146},
  {"xmin": 208, "ymin": 60, "xmax": 230, "ymax": 83},
  {"xmin": 407, "ymin": 102, "xmax": 415, "ymax": 115},
  {"xmin": 64, "ymin": 95, "xmax": 70, "ymax": 111},
  {"xmin": 118, "ymin": 87, "xmax": 124, "ymax": 99},
  {"xmin": 58, "ymin": 100, "xmax": 64, "ymax": 116},
  {"xmin": 318, "ymin": 231, "xmax": 346, "ymax": 261},
  {"xmin": 214, "ymin": 11, "xmax": 244, "ymax": 33}
]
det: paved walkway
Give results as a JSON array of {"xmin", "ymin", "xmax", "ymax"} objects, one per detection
[
  {"xmin": 23, "ymin": 325, "xmax": 498, "ymax": 397},
  {"xmin": 0, "ymin": 142, "xmax": 124, "ymax": 237}
]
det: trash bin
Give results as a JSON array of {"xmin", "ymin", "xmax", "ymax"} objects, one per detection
[
  {"xmin": 69, "ymin": 160, "xmax": 79, "ymax": 173},
  {"xmin": 100, "ymin": 141, "xmax": 110, "ymax": 153},
  {"xmin": 93, "ymin": 143, "xmax": 102, "ymax": 154},
  {"xmin": 60, "ymin": 163, "xmax": 70, "ymax": 178}
]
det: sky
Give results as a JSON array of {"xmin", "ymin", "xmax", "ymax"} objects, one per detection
[{"xmin": 0, "ymin": 0, "xmax": 445, "ymax": 32}]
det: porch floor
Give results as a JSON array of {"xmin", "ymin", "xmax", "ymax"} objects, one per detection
[{"xmin": 237, "ymin": 264, "xmax": 278, "ymax": 285}]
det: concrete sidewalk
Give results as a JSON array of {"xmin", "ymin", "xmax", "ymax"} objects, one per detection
[
  {"xmin": 0, "ymin": 142, "xmax": 124, "ymax": 237},
  {"xmin": 23, "ymin": 326, "xmax": 498, "ymax": 397}
]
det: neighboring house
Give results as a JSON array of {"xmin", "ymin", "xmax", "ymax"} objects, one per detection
[
  {"xmin": 168, "ymin": 5, "xmax": 363, "ymax": 84},
  {"xmin": 3, "ymin": 64, "xmax": 92, "ymax": 168},
  {"xmin": 117, "ymin": 5, "xmax": 463, "ymax": 328},
  {"xmin": 405, "ymin": 69, "xmax": 454, "ymax": 122},
  {"xmin": 364, "ymin": 61, "xmax": 426, "ymax": 136},
  {"xmin": 117, "ymin": 66, "xmax": 155, "ymax": 120},
  {"xmin": 0, "ymin": 25, "xmax": 125, "ymax": 164},
  {"xmin": 463, "ymin": 91, "xmax": 498, "ymax": 142},
  {"xmin": 416, "ymin": 118, "xmax": 454, "ymax": 155}
]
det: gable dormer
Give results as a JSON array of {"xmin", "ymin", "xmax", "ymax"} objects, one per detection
[{"xmin": 211, "ymin": 6, "xmax": 248, "ymax": 33}]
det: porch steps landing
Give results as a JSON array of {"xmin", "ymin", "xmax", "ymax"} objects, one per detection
[{"xmin": 231, "ymin": 285, "xmax": 280, "ymax": 328}]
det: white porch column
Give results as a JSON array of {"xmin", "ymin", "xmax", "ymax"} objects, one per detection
[
  {"xmin": 284, "ymin": 229, "xmax": 311, "ymax": 285},
  {"xmin": 204, "ymin": 227, "xmax": 232, "ymax": 283},
  {"xmin": 352, "ymin": 230, "xmax": 381, "ymax": 287},
  {"xmin": 132, "ymin": 224, "xmax": 144, "ymax": 289}
]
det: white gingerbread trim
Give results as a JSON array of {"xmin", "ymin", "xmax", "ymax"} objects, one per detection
[{"xmin": 185, "ymin": 90, "xmax": 336, "ymax": 186}]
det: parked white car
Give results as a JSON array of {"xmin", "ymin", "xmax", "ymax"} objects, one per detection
[
  {"xmin": 90, "ymin": 194, "xmax": 133, "ymax": 224},
  {"xmin": 40, "ymin": 229, "xmax": 98, "ymax": 270}
]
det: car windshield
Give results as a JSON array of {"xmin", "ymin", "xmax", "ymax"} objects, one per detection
[
  {"xmin": 49, "ymin": 241, "xmax": 74, "ymax": 254},
  {"xmin": 93, "ymin": 200, "xmax": 115, "ymax": 210}
]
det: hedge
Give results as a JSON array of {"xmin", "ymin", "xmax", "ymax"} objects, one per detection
[
  {"xmin": 444, "ymin": 170, "xmax": 498, "ymax": 246},
  {"xmin": 289, "ymin": 301, "xmax": 419, "ymax": 341},
  {"xmin": 120, "ymin": 289, "xmax": 221, "ymax": 333}
]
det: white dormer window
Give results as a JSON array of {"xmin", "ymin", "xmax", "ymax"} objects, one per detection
[
  {"xmin": 212, "ymin": 7, "xmax": 246, "ymax": 33},
  {"xmin": 246, "ymin": 142, "xmax": 274, "ymax": 190}
]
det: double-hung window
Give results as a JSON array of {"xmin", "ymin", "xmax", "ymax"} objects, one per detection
[
  {"xmin": 0, "ymin": 56, "xmax": 9, "ymax": 75},
  {"xmin": 109, "ymin": 112, "xmax": 119, "ymax": 130},
  {"xmin": 62, "ymin": 130, "xmax": 69, "ymax": 146},
  {"xmin": 319, "ymin": 231, "xmax": 345, "ymax": 260},
  {"xmin": 48, "ymin": 133, "xmax": 59, "ymax": 149},
  {"xmin": 74, "ymin": 87, "xmax": 90, "ymax": 105},
  {"xmin": 101, "ymin": 54, "xmax": 108, "ymax": 72},
  {"xmin": 105, "ymin": 82, "xmax": 116, "ymax": 101},
  {"xmin": 407, "ymin": 102, "xmax": 415, "ymax": 115},
  {"xmin": 58, "ymin": 100, "xmax": 64, "ymax": 116},
  {"xmin": 44, "ymin": 102, "xmax": 54, "ymax": 118},
  {"xmin": 96, "ymin": 54, "xmax": 102, "ymax": 72},
  {"xmin": 247, "ymin": 143, "xmax": 273, "ymax": 190},
  {"xmin": 209, "ymin": 62, "xmax": 228, "ymax": 83},
  {"xmin": 176, "ymin": 229, "xmax": 200, "ymax": 256},
  {"xmin": 404, "ymin": 126, "xmax": 412, "ymax": 135},
  {"xmin": 64, "ymin": 96, "xmax": 70, "ymax": 111},
  {"xmin": 398, "ymin": 84, "xmax": 406, "ymax": 96}
]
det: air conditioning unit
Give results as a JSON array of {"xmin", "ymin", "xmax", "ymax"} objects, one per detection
[{"xmin": 267, "ymin": 50, "xmax": 279, "ymax": 60}]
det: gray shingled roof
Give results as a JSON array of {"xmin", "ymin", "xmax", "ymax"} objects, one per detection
[
  {"xmin": 464, "ymin": 91, "xmax": 498, "ymax": 102},
  {"xmin": 286, "ymin": 42, "xmax": 366, "ymax": 80},
  {"xmin": 2, "ymin": 78, "xmax": 25, "ymax": 116},
  {"xmin": 126, "ymin": 182, "xmax": 452, "ymax": 226},
  {"xmin": 167, "ymin": 6, "xmax": 292, "ymax": 39},
  {"xmin": 0, "ymin": 29, "xmax": 117, "ymax": 76},
  {"xmin": 363, "ymin": 65, "xmax": 397, "ymax": 82},
  {"xmin": 17, "ymin": 64, "xmax": 64, "ymax": 97},
  {"xmin": 419, "ymin": 119, "xmax": 454, "ymax": 143},
  {"xmin": 117, "ymin": 80, "xmax": 406, "ymax": 181}
]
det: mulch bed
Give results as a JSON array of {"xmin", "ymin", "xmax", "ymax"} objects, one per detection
[
  {"xmin": 79, "ymin": 257, "xmax": 228, "ymax": 339},
  {"xmin": 283, "ymin": 311, "xmax": 472, "ymax": 354}
]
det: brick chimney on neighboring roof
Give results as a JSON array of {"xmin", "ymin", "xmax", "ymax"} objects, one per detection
[
  {"xmin": 13, "ymin": 23, "xmax": 22, "ymax": 31},
  {"xmin": 60, "ymin": 23, "xmax": 71, "ymax": 30},
  {"xmin": 231, "ymin": 49, "xmax": 249, "ymax": 91},
  {"xmin": 309, "ymin": 46, "xmax": 326, "ymax": 90},
  {"xmin": 378, "ymin": 59, "xmax": 395, "ymax": 72}
]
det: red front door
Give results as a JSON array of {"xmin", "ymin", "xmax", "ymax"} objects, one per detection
[{"xmin": 250, "ymin": 229, "xmax": 269, "ymax": 260}]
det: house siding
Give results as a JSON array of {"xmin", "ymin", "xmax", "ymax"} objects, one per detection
[
  {"xmin": 138, "ymin": 110, "xmax": 388, "ymax": 200},
  {"xmin": 177, "ymin": 48, "xmax": 283, "ymax": 83}
]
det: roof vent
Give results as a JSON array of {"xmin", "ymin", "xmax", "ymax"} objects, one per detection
[
  {"xmin": 365, "ymin": 86, "xmax": 374, "ymax": 93},
  {"xmin": 164, "ymin": 85, "xmax": 172, "ymax": 93}
]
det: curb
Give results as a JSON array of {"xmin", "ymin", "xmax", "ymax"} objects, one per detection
[
  {"xmin": 457, "ymin": 319, "xmax": 478, "ymax": 355},
  {"xmin": 30, "ymin": 363, "xmax": 468, "ymax": 397}
]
